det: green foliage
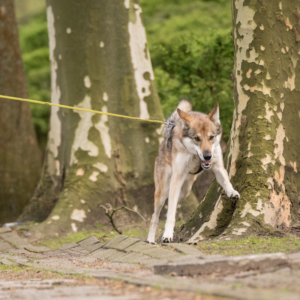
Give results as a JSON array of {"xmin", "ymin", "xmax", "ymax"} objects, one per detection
[
  {"xmin": 15, "ymin": 0, "xmax": 46, "ymax": 22},
  {"xmin": 153, "ymin": 31, "xmax": 234, "ymax": 140},
  {"xmin": 140, "ymin": 0, "xmax": 232, "ymax": 47},
  {"xmin": 140, "ymin": 0, "xmax": 234, "ymax": 140},
  {"xmin": 19, "ymin": 11, "xmax": 50, "ymax": 148},
  {"xmin": 18, "ymin": 0, "xmax": 233, "ymax": 147}
]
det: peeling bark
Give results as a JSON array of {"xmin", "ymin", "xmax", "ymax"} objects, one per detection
[
  {"xmin": 178, "ymin": 0, "xmax": 300, "ymax": 242},
  {"xmin": 19, "ymin": 0, "xmax": 165, "ymax": 235},
  {"xmin": 0, "ymin": 0, "xmax": 41, "ymax": 224}
]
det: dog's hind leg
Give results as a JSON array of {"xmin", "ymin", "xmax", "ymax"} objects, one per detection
[{"xmin": 147, "ymin": 165, "xmax": 171, "ymax": 244}]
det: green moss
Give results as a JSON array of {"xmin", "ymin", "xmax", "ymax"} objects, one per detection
[
  {"xmin": 196, "ymin": 236, "xmax": 300, "ymax": 256},
  {"xmin": 177, "ymin": 180, "xmax": 223, "ymax": 241}
]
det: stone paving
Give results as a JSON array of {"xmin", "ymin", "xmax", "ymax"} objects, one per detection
[{"xmin": 1, "ymin": 227, "xmax": 300, "ymax": 299}]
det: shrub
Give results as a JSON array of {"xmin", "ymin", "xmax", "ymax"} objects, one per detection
[{"xmin": 153, "ymin": 30, "xmax": 234, "ymax": 140}]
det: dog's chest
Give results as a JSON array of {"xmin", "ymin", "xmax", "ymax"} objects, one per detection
[
  {"xmin": 179, "ymin": 153, "xmax": 202, "ymax": 174},
  {"xmin": 188, "ymin": 155, "xmax": 202, "ymax": 174}
]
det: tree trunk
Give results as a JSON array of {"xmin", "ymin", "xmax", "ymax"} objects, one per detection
[
  {"xmin": 178, "ymin": 0, "xmax": 300, "ymax": 242},
  {"xmin": 19, "ymin": 0, "xmax": 166, "ymax": 235},
  {"xmin": 0, "ymin": 0, "xmax": 41, "ymax": 224}
]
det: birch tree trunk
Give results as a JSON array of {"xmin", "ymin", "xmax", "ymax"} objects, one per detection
[
  {"xmin": 0, "ymin": 0, "xmax": 41, "ymax": 224},
  {"xmin": 19, "ymin": 0, "xmax": 165, "ymax": 235},
  {"xmin": 178, "ymin": 0, "xmax": 300, "ymax": 242}
]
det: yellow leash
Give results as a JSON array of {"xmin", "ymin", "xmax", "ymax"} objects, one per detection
[{"xmin": 0, "ymin": 94, "xmax": 166, "ymax": 125}]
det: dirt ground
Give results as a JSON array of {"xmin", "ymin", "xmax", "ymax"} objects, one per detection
[{"xmin": 1, "ymin": 265, "xmax": 233, "ymax": 300}]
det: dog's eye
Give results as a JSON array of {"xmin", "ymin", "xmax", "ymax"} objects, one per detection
[
  {"xmin": 209, "ymin": 136, "xmax": 215, "ymax": 140},
  {"xmin": 194, "ymin": 137, "xmax": 200, "ymax": 142}
]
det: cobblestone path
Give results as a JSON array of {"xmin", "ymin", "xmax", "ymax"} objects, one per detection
[{"xmin": 1, "ymin": 227, "xmax": 300, "ymax": 299}]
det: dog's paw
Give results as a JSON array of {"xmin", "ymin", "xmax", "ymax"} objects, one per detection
[
  {"xmin": 147, "ymin": 237, "xmax": 156, "ymax": 244},
  {"xmin": 147, "ymin": 240, "xmax": 156, "ymax": 245},
  {"xmin": 162, "ymin": 236, "xmax": 173, "ymax": 243},
  {"xmin": 162, "ymin": 227, "xmax": 174, "ymax": 243},
  {"xmin": 227, "ymin": 189, "xmax": 240, "ymax": 199}
]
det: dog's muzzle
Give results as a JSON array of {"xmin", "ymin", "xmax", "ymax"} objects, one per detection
[
  {"xmin": 201, "ymin": 160, "xmax": 211, "ymax": 170},
  {"xmin": 196, "ymin": 151, "xmax": 212, "ymax": 170}
]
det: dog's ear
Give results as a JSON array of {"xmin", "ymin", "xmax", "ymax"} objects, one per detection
[
  {"xmin": 207, "ymin": 103, "xmax": 220, "ymax": 124},
  {"xmin": 177, "ymin": 108, "xmax": 192, "ymax": 125}
]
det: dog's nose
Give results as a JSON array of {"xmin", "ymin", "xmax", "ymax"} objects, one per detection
[{"xmin": 203, "ymin": 153, "xmax": 212, "ymax": 161}]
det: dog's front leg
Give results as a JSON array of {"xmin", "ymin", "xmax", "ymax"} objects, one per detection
[
  {"xmin": 162, "ymin": 170, "xmax": 186, "ymax": 243},
  {"xmin": 213, "ymin": 165, "xmax": 240, "ymax": 199},
  {"xmin": 212, "ymin": 146, "xmax": 240, "ymax": 199}
]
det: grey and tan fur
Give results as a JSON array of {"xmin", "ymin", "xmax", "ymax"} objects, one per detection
[{"xmin": 147, "ymin": 99, "xmax": 240, "ymax": 243}]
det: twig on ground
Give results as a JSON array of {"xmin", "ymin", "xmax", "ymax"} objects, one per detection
[
  {"xmin": 99, "ymin": 204, "xmax": 147, "ymax": 234},
  {"xmin": 97, "ymin": 232, "xmax": 110, "ymax": 242},
  {"xmin": 24, "ymin": 247, "xmax": 46, "ymax": 253}
]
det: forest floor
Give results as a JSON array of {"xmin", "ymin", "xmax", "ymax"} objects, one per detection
[
  {"xmin": 1, "ymin": 264, "xmax": 228, "ymax": 300},
  {"xmin": 1, "ymin": 225, "xmax": 300, "ymax": 299},
  {"xmin": 17, "ymin": 222, "xmax": 300, "ymax": 256}
]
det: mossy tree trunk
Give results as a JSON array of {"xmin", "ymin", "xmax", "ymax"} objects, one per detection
[
  {"xmin": 178, "ymin": 0, "xmax": 300, "ymax": 242},
  {"xmin": 19, "ymin": 0, "xmax": 165, "ymax": 235},
  {"xmin": 0, "ymin": 0, "xmax": 41, "ymax": 224}
]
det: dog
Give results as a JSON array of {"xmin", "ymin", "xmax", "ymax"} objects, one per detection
[{"xmin": 147, "ymin": 99, "xmax": 240, "ymax": 243}]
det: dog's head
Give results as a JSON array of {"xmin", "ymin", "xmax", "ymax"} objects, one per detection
[{"xmin": 177, "ymin": 104, "xmax": 221, "ymax": 170}]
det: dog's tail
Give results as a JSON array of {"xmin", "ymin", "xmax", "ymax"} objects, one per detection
[
  {"xmin": 163, "ymin": 99, "xmax": 192, "ymax": 138},
  {"xmin": 177, "ymin": 98, "xmax": 192, "ymax": 112}
]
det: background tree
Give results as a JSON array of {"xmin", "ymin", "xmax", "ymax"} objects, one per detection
[
  {"xmin": 19, "ymin": 0, "xmax": 190, "ymax": 236},
  {"xmin": 0, "ymin": 0, "xmax": 41, "ymax": 224},
  {"xmin": 179, "ymin": 0, "xmax": 300, "ymax": 242}
]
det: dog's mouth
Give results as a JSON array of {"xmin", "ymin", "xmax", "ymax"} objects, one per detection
[
  {"xmin": 196, "ymin": 151, "xmax": 211, "ymax": 170},
  {"xmin": 200, "ymin": 160, "xmax": 211, "ymax": 170}
]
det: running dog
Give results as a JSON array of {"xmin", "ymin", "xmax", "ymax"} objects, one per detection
[{"xmin": 147, "ymin": 99, "xmax": 240, "ymax": 243}]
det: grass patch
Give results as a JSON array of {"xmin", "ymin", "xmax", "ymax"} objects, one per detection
[
  {"xmin": 0, "ymin": 264, "xmax": 86, "ymax": 280},
  {"xmin": 31, "ymin": 224, "xmax": 150, "ymax": 250},
  {"xmin": 0, "ymin": 264, "xmax": 26, "ymax": 272},
  {"xmin": 196, "ymin": 236, "xmax": 300, "ymax": 256}
]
